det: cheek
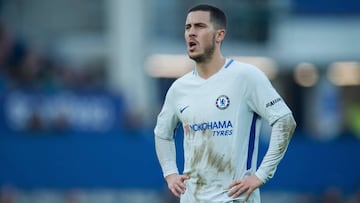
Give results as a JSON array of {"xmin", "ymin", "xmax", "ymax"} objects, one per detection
[
  {"xmin": 205, "ymin": 34, "xmax": 216, "ymax": 45},
  {"xmin": 199, "ymin": 34, "xmax": 212, "ymax": 44}
]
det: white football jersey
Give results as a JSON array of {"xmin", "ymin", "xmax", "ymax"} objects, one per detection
[{"xmin": 155, "ymin": 58, "xmax": 292, "ymax": 203}]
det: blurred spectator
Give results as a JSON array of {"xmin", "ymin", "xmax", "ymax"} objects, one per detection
[
  {"xmin": 64, "ymin": 189, "xmax": 82, "ymax": 203},
  {"xmin": 52, "ymin": 110, "xmax": 70, "ymax": 132},
  {"xmin": 0, "ymin": 20, "xmax": 106, "ymax": 92},
  {"xmin": 0, "ymin": 185, "xmax": 16, "ymax": 203},
  {"xmin": 0, "ymin": 21, "xmax": 13, "ymax": 92},
  {"xmin": 347, "ymin": 104, "xmax": 360, "ymax": 139},
  {"xmin": 0, "ymin": 19, "xmax": 114, "ymax": 133},
  {"xmin": 320, "ymin": 187, "xmax": 344, "ymax": 203},
  {"xmin": 347, "ymin": 187, "xmax": 360, "ymax": 203},
  {"xmin": 26, "ymin": 109, "xmax": 44, "ymax": 132}
]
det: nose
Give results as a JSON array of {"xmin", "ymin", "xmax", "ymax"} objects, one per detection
[{"xmin": 186, "ymin": 26, "xmax": 196, "ymax": 37}]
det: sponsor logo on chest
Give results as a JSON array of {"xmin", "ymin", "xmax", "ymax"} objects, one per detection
[{"xmin": 184, "ymin": 120, "xmax": 233, "ymax": 137}]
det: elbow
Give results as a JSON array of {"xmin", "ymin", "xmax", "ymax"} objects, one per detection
[
  {"xmin": 275, "ymin": 113, "xmax": 297, "ymax": 138},
  {"xmin": 286, "ymin": 114, "xmax": 297, "ymax": 140},
  {"xmin": 290, "ymin": 114, "xmax": 297, "ymax": 132}
]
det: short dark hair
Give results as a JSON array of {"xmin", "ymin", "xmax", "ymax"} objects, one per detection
[{"xmin": 188, "ymin": 4, "xmax": 227, "ymax": 30}]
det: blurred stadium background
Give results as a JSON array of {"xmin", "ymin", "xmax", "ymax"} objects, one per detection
[{"xmin": 0, "ymin": 0, "xmax": 359, "ymax": 202}]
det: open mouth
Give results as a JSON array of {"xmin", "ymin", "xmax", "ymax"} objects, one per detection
[{"xmin": 188, "ymin": 41, "xmax": 197, "ymax": 51}]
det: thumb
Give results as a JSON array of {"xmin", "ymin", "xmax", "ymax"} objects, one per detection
[{"xmin": 181, "ymin": 174, "xmax": 190, "ymax": 180}]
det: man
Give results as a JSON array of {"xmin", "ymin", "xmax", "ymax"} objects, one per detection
[{"xmin": 154, "ymin": 4, "xmax": 296, "ymax": 203}]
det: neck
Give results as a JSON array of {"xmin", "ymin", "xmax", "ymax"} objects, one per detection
[{"xmin": 196, "ymin": 54, "xmax": 226, "ymax": 79}]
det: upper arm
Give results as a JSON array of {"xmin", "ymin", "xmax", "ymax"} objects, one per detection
[
  {"xmin": 154, "ymin": 87, "xmax": 180, "ymax": 140},
  {"xmin": 245, "ymin": 66, "xmax": 292, "ymax": 125}
]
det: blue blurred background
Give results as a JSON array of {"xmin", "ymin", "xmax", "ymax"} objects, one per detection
[{"xmin": 0, "ymin": 0, "xmax": 359, "ymax": 202}]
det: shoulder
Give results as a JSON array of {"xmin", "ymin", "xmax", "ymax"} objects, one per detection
[
  {"xmin": 171, "ymin": 70, "xmax": 194, "ymax": 87},
  {"xmin": 167, "ymin": 70, "xmax": 194, "ymax": 95},
  {"xmin": 226, "ymin": 59, "xmax": 267, "ymax": 80}
]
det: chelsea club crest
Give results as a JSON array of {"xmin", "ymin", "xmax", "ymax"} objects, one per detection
[{"xmin": 216, "ymin": 95, "xmax": 230, "ymax": 110}]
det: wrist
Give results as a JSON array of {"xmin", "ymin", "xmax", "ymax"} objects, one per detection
[
  {"xmin": 254, "ymin": 170, "xmax": 268, "ymax": 184},
  {"xmin": 165, "ymin": 173, "xmax": 178, "ymax": 181}
]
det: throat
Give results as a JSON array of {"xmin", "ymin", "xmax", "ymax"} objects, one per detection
[{"xmin": 195, "ymin": 58, "xmax": 226, "ymax": 79}]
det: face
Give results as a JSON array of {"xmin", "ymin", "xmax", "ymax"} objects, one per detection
[{"xmin": 185, "ymin": 11, "xmax": 218, "ymax": 63}]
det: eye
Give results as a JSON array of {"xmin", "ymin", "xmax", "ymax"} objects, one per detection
[{"xmin": 194, "ymin": 23, "xmax": 207, "ymax": 30}]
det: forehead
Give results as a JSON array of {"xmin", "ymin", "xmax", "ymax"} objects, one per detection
[{"xmin": 185, "ymin": 11, "xmax": 211, "ymax": 24}]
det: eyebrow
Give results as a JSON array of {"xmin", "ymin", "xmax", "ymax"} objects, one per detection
[{"xmin": 185, "ymin": 22, "xmax": 208, "ymax": 27}]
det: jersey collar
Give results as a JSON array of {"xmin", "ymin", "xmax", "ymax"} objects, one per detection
[{"xmin": 192, "ymin": 58, "xmax": 234, "ymax": 78}]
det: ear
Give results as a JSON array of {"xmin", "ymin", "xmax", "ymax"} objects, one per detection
[{"xmin": 215, "ymin": 29, "xmax": 226, "ymax": 43}]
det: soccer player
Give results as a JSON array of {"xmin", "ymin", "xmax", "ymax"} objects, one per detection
[{"xmin": 154, "ymin": 4, "xmax": 296, "ymax": 203}]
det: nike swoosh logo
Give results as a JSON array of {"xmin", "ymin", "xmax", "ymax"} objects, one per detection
[{"xmin": 180, "ymin": 105, "xmax": 189, "ymax": 114}]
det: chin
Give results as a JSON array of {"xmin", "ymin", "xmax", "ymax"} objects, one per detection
[
  {"xmin": 188, "ymin": 52, "xmax": 201, "ymax": 60},
  {"xmin": 189, "ymin": 54, "xmax": 205, "ymax": 63}
]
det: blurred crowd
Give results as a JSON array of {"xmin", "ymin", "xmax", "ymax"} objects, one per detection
[
  {"xmin": 1, "ymin": 184, "xmax": 360, "ymax": 203},
  {"xmin": 0, "ymin": 22, "xmax": 106, "ymax": 92},
  {"xmin": 0, "ymin": 20, "xmax": 138, "ymax": 132}
]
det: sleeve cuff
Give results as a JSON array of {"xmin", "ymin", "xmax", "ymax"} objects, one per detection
[
  {"xmin": 163, "ymin": 168, "xmax": 179, "ymax": 178},
  {"xmin": 255, "ymin": 170, "xmax": 269, "ymax": 184}
]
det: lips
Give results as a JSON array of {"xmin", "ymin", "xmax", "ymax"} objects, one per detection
[{"xmin": 188, "ymin": 41, "xmax": 197, "ymax": 51}]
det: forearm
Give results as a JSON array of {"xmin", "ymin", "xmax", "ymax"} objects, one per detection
[
  {"xmin": 155, "ymin": 135, "xmax": 179, "ymax": 177},
  {"xmin": 255, "ymin": 113, "xmax": 296, "ymax": 183}
]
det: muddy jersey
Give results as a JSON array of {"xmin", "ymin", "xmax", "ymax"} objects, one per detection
[{"xmin": 154, "ymin": 58, "xmax": 292, "ymax": 203}]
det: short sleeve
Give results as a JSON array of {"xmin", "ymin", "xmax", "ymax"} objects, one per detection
[{"xmin": 245, "ymin": 66, "xmax": 291, "ymax": 125}]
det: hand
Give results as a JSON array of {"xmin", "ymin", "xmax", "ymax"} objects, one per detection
[
  {"xmin": 227, "ymin": 174, "xmax": 264, "ymax": 201},
  {"xmin": 165, "ymin": 173, "xmax": 190, "ymax": 198}
]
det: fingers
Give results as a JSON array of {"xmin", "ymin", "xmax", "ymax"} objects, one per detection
[
  {"xmin": 227, "ymin": 176, "xmax": 261, "ymax": 200},
  {"xmin": 167, "ymin": 174, "xmax": 190, "ymax": 198},
  {"xmin": 227, "ymin": 181, "xmax": 248, "ymax": 198},
  {"xmin": 169, "ymin": 182, "xmax": 187, "ymax": 197},
  {"xmin": 227, "ymin": 179, "xmax": 241, "ymax": 189},
  {"xmin": 245, "ymin": 188, "xmax": 254, "ymax": 201},
  {"xmin": 228, "ymin": 185, "xmax": 255, "ymax": 200},
  {"xmin": 169, "ymin": 183, "xmax": 185, "ymax": 198}
]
